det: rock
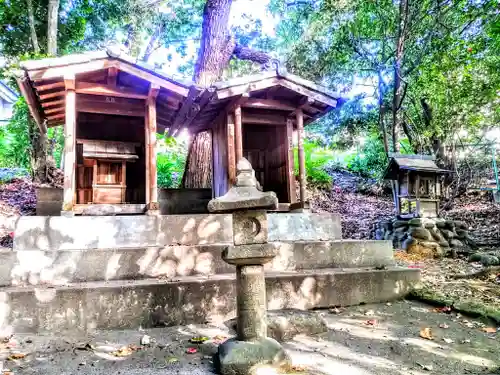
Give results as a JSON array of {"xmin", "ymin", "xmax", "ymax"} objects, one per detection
[
  {"xmin": 381, "ymin": 221, "xmax": 393, "ymax": 231},
  {"xmin": 375, "ymin": 229, "xmax": 384, "ymax": 240},
  {"xmin": 424, "ymin": 221, "xmax": 436, "ymax": 229},
  {"xmin": 444, "ymin": 220, "xmax": 455, "ymax": 230},
  {"xmin": 454, "ymin": 221, "xmax": 467, "ymax": 230},
  {"xmin": 409, "ymin": 227, "xmax": 432, "ymax": 241},
  {"xmin": 455, "ymin": 229, "xmax": 467, "ymax": 239},
  {"xmin": 226, "ymin": 309, "xmax": 328, "ymax": 342},
  {"xmin": 394, "ymin": 226, "xmax": 408, "ymax": 233},
  {"xmin": 81, "ymin": 204, "xmax": 118, "ymax": 216},
  {"xmin": 384, "ymin": 232, "xmax": 393, "ymax": 241},
  {"xmin": 438, "ymin": 240, "xmax": 450, "ymax": 248},
  {"xmin": 440, "ymin": 229, "xmax": 455, "ymax": 240},
  {"xmin": 479, "ymin": 254, "xmax": 500, "ymax": 266},
  {"xmin": 435, "ymin": 218, "xmax": 447, "ymax": 228},
  {"xmin": 409, "ymin": 218, "xmax": 423, "ymax": 226},
  {"xmin": 449, "ymin": 239, "xmax": 466, "ymax": 249},
  {"xmin": 468, "ymin": 253, "xmax": 483, "ymax": 262},
  {"xmin": 393, "ymin": 220, "xmax": 408, "ymax": 229},
  {"xmin": 216, "ymin": 337, "xmax": 290, "ymax": 375},
  {"xmin": 402, "ymin": 236, "xmax": 416, "ymax": 251}
]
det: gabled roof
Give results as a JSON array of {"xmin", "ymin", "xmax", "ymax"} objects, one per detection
[
  {"xmin": 383, "ymin": 153, "xmax": 450, "ymax": 180},
  {"xmin": 17, "ymin": 48, "xmax": 343, "ymax": 136},
  {"xmin": 0, "ymin": 81, "xmax": 18, "ymax": 103}
]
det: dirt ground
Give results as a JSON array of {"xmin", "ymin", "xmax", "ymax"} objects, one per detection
[{"xmin": 0, "ymin": 300, "xmax": 498, "ymax": 375}]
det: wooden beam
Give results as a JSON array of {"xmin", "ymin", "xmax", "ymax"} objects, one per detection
[
  {"xmin": 41, "ymin": 98, "xmax": 65, "ymax": 108},
  {"xmin": 115, "ymin": 61, "xmax": 189, "ymax": 97},
  {"xmin": 285, "ymin": 118, "xmax": 296, "ymax": 203},
  {"xmin": 227, "ymin": 113, "xmax": 236, "ymax": 185},
  {"xmin": 167, "ymin": 86, "xmax": 200, "ymax": 137},
  {"xmin": 17, "ymin": 77, "xmax": 46, "ymax": 133},
  {"xmin": 75, "ymin": 81, "xmax": 148, "ymax": 99},
  {"xmin": 45, "ymin": 106, "xmax": 65, "ymax": 115},
  {"xmin": 296, "ymin": 108, "xmax": 306, "ymax": 206},
  {"xmin": 242, "ymin": 112, "xmax": 287, "ymax": 125},
  {"xmin": 192, "ymin": 94, "xmax": 248, "ymax": 133},
  {"xmin": 39, "ymin": 90, "xmax": 65, "ymax": 101},
  {"xmin": 35, "ymin": 81, "xmax": 65, "ymax": 92},
  {"xmin": 234, "ymin": 105, "xmax": 243, "ymax": 162},
  {"xmin": 242, "ymin": 98, "xmax": 296, "ymax": 112},
  {"xmin": 183, "ymin": 87, "xmax": 216, "ymax": 129},
  {"xmin": 47, "ymin": 113, "xmax": 65, "ymax": 121},
  {"xmin": 77, "ymin": 96, "xmax": 145, "ymax": 117},
  {"xmin": 63, "ymin": 73, "xmax": 77, "ymax": 212},
  {"xmin": 107, "ymin": 67, "xmax": 118, "ymax": 86},
  {"xmin": 29, "ymin": 59, "xmax": 117, "ymax": 81}
]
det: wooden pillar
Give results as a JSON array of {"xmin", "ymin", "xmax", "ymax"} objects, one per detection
[
  {"xmin": 296, "ymin": 109, "xmax": 306, "ymax": 205},
  {"xmin": 285, "ymin": 119, "xmax": 296, "ymax": 203},
  {"xmin": 62, "ymin": 74, "xmax": 76, "ymax": 212},
  {"xmin": 234, "ymin": 105, "xmax": 243, "ymax": 163},
  {"xmin": 145, "ymin": 84, "xmax": 160, "ymax": 211},
  {"xmin": 227, "ymin": 113, "xmax": 236, "ymax": 185}
]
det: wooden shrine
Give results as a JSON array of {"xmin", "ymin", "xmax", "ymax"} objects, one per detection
[
  {"xmin": 17, "ymin": 49, "xmax": 341, "ymax": 215},
  {"xmin": 383, "ymin": 154, "xmax": 449, "ymax": 218}
]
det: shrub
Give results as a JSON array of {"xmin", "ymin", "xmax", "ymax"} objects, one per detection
[
  {"xmin": 294, "ymin": 140, "xmax": 333, "ymax": 188},
  {"xmin": 156, "ymin": 135, "xmax": 188, "ymax": 188}
]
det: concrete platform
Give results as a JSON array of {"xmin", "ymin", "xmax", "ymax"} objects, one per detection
[
  {"xmin": 0, "ymin": 267, "xmax": 420, "ymax": 334},
  {"xmin": 0, "ymin": 240, "xmax": 393, "ymax": 286},
  {"xmin": 13, "ymin": 213, "xmax": 342, "ymax": 251}
]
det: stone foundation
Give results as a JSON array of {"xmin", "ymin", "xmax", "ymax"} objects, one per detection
[{"xmin": 372, "ymin": 217, "xmax": 473, "ymax": 257}]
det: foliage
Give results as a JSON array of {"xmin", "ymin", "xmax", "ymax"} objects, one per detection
[
  {"xmin": 156, "ymin": 135, "xmax": 188, "ymax": 188},
  {"xmin": 344, "ymin": 133, "xmax": 388, "ymax": 178},
  {"xmin": 294, "ymin": 140, "xmax": 332, "ymax": 188},
  {"xmin": 0, "ymin": 168, "xmax": 29, "ymax": 184}
]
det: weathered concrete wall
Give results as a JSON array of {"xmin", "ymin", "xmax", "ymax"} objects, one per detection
[
  {"xmin": 268, "ymin": 213, "xmax": 342, "ymax": 241},
  {"xmin": 159, "ymin": 189, "xmax": 211, "ymax": 215},
  {"xmin": 36, "ymin": 187, "xmax": 62, "ymax": 216},
  {"xmin": 0, "ymin": 267, "xmax": 420, "ymax": 334},
  {"xmin": 0, "ymin": 240, "xmax": 393, "ymax": 286}
]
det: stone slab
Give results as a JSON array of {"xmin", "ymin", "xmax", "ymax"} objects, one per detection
[
  {"xmin": 0, "ymin": 240, "xmax": 394, "ymax": 286},
  {"xmin": 0, "ymin": 267, "xmax": 420, "ymax": 333},
  {"xmin": 268, "ymin": 213, "xmax": 342, "ymax": 241},
  {"xmin": 13, "ymin": 214, "xmax": 233, "ymax": 251}
]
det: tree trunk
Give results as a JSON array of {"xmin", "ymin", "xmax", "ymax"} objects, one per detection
[
  {"xmin": 47, "ymin": 0, "xmax": 59, "ymax": 56},
  {"xmin": 194, "ymin": 0, "xmax": 236, "ymax": 88},
  {"xmin": 392, "ymin": 0, "xmax": 409, "ymax": 152},
  {"xmin": 26, "ymin": 0, "xmax": 40, "ymax": 54},
  {"xmin": 28, "ymin": 120, "xmax": 48, "ymax": 184},
  {"xmin": 182, "ymin": 0, "xmax": 273, "ymax": 189},
  {"xmin": 377, "ymin": 71, "xmax": 389, "ymax": 156},
  {"xmin": 182, "ymin": 131, "xmax": 212, "ymax": 188}
]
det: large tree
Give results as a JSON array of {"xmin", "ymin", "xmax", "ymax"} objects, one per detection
[{"xmin": 182, "ymin": 0, "xmax": 274, "ymax": 188}]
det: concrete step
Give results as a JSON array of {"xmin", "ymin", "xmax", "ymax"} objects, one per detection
[
  {"xmin": 13, "ymin": 213, "xmax": 342, "ymax": 251},
  {"xmin": 1, "ymin": 240, "xmax": 393, "ymax": 286},
  {"xmin": 0, "ymin": 267, "xmax": 419, "ymax": 334}
]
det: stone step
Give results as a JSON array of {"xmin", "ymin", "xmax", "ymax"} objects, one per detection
[
  {"xmin": 13, "ymin": 213, "xmax": 342, "ymax": 251},
  {"xmin": 0, "ymin": 267, "xmax": 419, "ymax": 334},
  {"xmin": 1, "ymin": 240, "xmax": 393, "ymax": 286}
]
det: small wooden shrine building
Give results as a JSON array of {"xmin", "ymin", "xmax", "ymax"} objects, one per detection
[
  {"xmin": 17, "ymin": 49, "xmax": 340, "ymax": 215},
  {"xmin": 383, "ymin": 154, "xmax": 449, "ymax": 218}
]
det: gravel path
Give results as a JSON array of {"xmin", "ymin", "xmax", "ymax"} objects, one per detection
[{"xmin": 1, "ymin": 300, "xmax": 498, "ymax": 375}]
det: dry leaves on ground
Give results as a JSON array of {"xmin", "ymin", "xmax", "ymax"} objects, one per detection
[
  {"xmin": 420, "ymin": 328, "xmax": 434, "ymax": 340},
  {"xmin": 112, "ymin": 345, "xmax": 141, "ymax": 357},
  {"xmin": 482, "ymin": 327, "xmax": 497, "ymax": 333}
]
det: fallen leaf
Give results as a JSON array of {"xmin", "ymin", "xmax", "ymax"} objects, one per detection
[
  {"xmin": 482, "ymin": 327, "xmax": 497, "ymax": 333},
  {"xmin": 461, "ymin": 339, "xmax": 471, "ymax": 344},
  {"xmin": 166, "ymin": 357, "xmax": 179, "ymax": 363},
  {"xmin": 212, "ymin": 335, "xmax": 228, "ymax": 344},
  {"xmin": 364, "ymin": 309, "xmax": 375, "ymax": 316},
  {"xmin": 439, "ymin": 323, "xmax": 449, "ymax": 329},
  {"xmin": 279, "ymin": 363, "xmax": 307, "ymax": 373},
  {"xmin": 364, "ymin": 319, "xmax": 377, "ymax": 326},
  {"xmin": 432, "ymin": 306, "xmax": 452, "ymax": 314},
  {"xmin": 189, "ymin": 336, "xmax": 209, "ymax": 344},
  {"xmin": 329, "ymin": 307, "xmax": 342, "ymax": 314},
  {"xmin": 443, "ymin": 338, "xmax": 454, "ymax": 344},
  {"xmin": 386, "ymin": 302, "xmax": 392, "ymax": 306},
  {"xmin": 140, "ymin": 335, "xmax": 151, "ymax": 346},
  {"xmin": 419, "ymin": 328, "xmax": 433, "ymax": 340},
  {"xmin": 8, "ymin": 353, "xmax": 26, "ymax": 360},
  {"xmin": 112, "ymin": 346, "xmax": 134, "ymax": 357},
  {"xmin": 186, "ymin": 347, "xmax": 197, "ymax": 354}
]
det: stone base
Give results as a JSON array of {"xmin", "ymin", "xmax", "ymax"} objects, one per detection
[{"xmin": 216, "ymin": 337, "xmax": 290, "ymax": 375}]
